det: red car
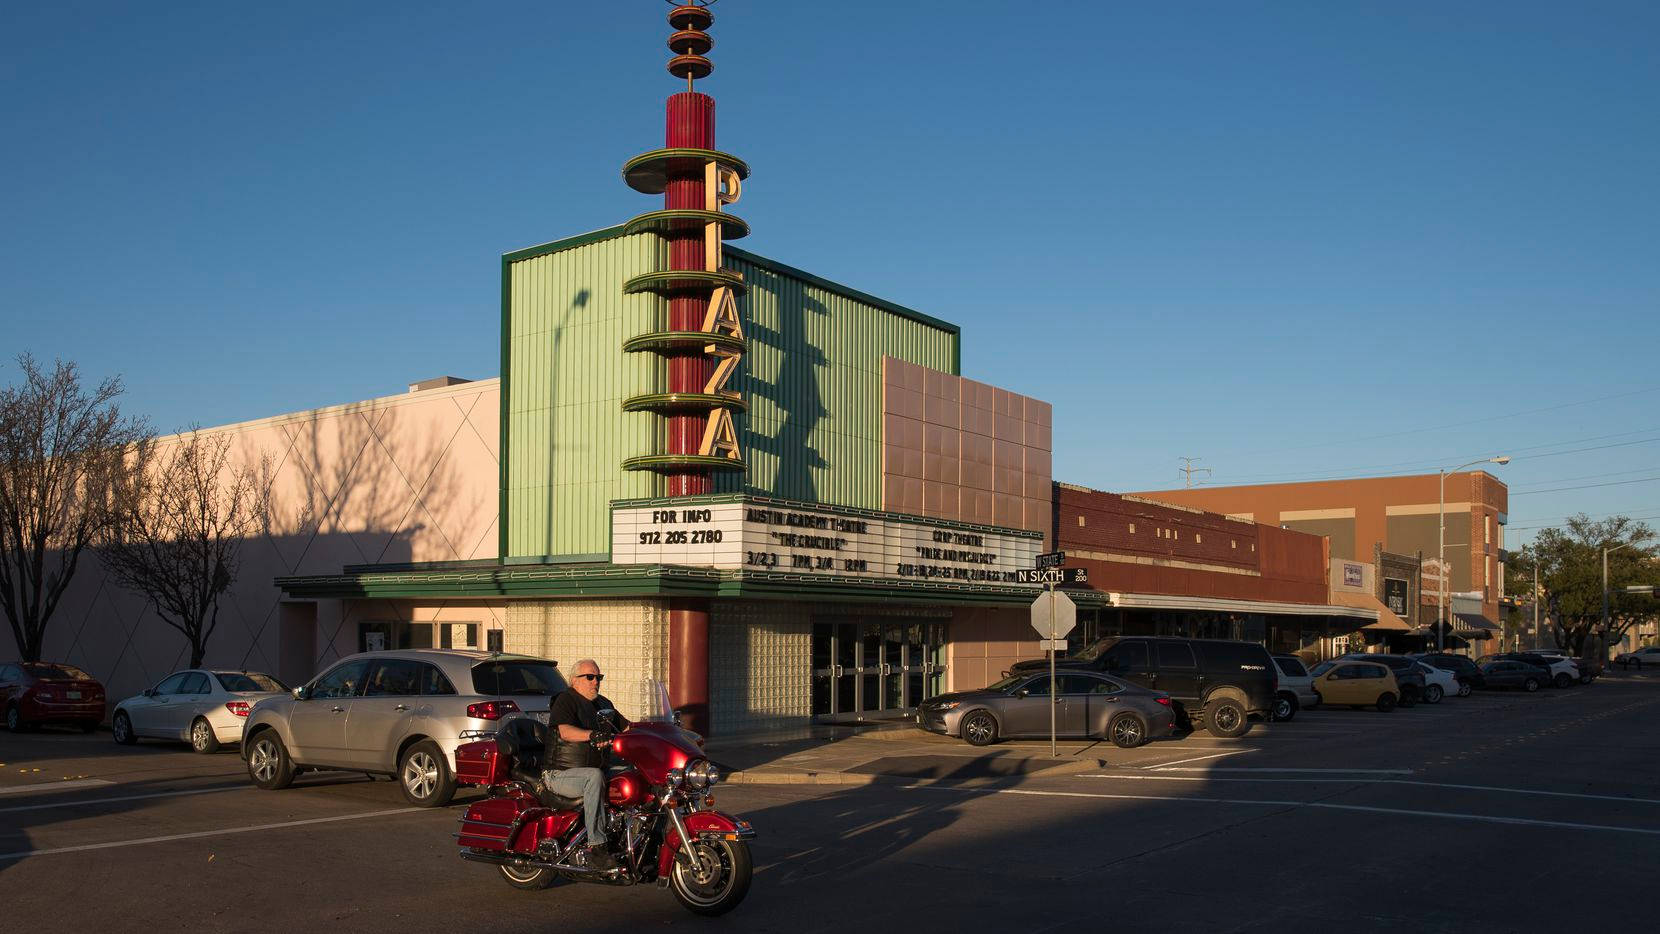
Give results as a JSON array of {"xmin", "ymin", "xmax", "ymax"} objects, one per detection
[{"xmin": 1, "ymin": 662, "xmax": 107, "ymax": 732}]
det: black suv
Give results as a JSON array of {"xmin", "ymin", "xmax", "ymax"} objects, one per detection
[
  {"xmin": 1338, "ymin": 654, "xmax": 1425, "ymax": 706},
  {"xmin": 1412, "ymin": 652, "xmax": 1485, "ymax": 690},
  {"xmin": 1009, "ymin": 636, "xmax": 1275, "ymax": 737}
]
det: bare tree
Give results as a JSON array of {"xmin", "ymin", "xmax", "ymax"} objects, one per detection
[
  {"xmin": 0, "ymin": 355, "xmax": 150, "ymax": 662},
  {"xmin": 98, "ymin": 430, "xmax": 269, "ymax": 668}
]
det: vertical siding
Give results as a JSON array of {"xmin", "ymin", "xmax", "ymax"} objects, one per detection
[{"xmin": 506, "ymin": 232, "xmax": 959, "ymax": 558}]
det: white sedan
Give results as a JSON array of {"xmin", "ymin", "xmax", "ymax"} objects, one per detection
[
  {"xmin": 113, "ymin": 669, "xmax": 288, "ymax": 753},
  {"xmin": 1414, "ymin": 662, "xmax": 1460, "ymax": 703}
]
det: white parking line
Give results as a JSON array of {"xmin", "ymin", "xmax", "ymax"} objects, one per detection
[
  {"xmin": 0, "ymin": 784, "xmax": 248, "ymax": 814},
  {"xmin": 0, "ymin": 779, "xmax": 113, "ymax": 796},
  {"xmin": 0, "ymin": 807, "xmax": 427, "ymax": 861},
  {"xmin": 1155, "ymin": 767, "xmax": 1414, "ymax": 774},
  {"xmin": 1141, "ymin": 750, "xmax": 1255, "ymax": 769},
  {"xmin": 907, "ymin": 786, "xmax": 1660, "ymax": 837},
  {"xmin": 1082, "ymin": 775, "xmax": 1660, "ymax": 805}
]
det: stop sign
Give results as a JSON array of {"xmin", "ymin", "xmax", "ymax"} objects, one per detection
[{"xmin": 1030, "ymin": 589, "xmax": 1077, "ymax": 641}]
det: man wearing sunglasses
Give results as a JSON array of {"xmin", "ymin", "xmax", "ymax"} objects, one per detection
[{"xmin": 544, "ymin": 658, "xmax": 631, "ymax": 871}]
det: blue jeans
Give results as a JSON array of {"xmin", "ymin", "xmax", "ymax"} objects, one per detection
[{"xmin": 543, "ymin": 767, "xmax": 607, "ymax": 846}]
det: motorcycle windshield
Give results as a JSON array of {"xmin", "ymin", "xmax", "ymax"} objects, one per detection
[{"xmin": 634, "ymin": 679, "xmax": 676, "ymax": 723}]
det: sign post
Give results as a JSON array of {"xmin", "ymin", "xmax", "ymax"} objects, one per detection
[{"xmin": 1029, "ymin": 585, "xmax": 1077, "ymax": 757}]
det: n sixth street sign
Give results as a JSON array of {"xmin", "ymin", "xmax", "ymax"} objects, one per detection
[{"xmin": 1015, "ymin": 567, "xmax": 1088, "ymax": 585}]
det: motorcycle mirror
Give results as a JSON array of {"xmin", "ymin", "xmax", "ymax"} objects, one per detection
[
  {"xmin": 597, "ymin": 707, "xmax": 617, "ymax": 726},
  {"xmin": 672, "ymin": 707, "xmax": 685, "ymax": 727}
]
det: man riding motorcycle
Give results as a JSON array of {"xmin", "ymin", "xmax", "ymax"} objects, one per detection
[{"xmin": 543, "ymin": 658, "xmax": 630, "ymax": 871}]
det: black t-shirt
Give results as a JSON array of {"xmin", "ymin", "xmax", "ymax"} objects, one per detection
[{"xmin": 548, "ymin": 689, "xmax": 629, "ymax": 734}]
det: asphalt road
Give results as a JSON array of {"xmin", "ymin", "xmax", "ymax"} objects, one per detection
[{"xmin": 3, "ymin": 675, "xmax": 1658, "ymax": 933}]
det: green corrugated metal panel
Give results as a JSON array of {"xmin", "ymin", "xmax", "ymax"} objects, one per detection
[
  {"xmin": 505, "ymin": 230, "xmax": 959, "ymax": 558},
  {"xmin": 506, "ymin": 233, "xmax": 666, "ymax": 558},
  {"xmin": 711, "ymin": 252, "xmax": 956, "ymax": 505}
]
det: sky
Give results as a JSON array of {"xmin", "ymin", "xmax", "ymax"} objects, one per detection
[{"xmin": 4, "ymin": 1, "xmax": 1658, "ymax": 548}]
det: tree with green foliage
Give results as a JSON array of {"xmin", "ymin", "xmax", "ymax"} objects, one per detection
[{"xmin": 1506, "ymin": 514, "xmax": 1659, "ymax": 658}]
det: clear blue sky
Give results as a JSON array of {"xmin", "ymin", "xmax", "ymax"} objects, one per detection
[{"xmin": 4, "ymin": 1, "xmax": 1658, "ymax": 546}]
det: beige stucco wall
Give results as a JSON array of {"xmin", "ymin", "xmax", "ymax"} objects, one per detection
[
  {"xmin": 0, "ymin": 379, "xmax": 502, "ymax": 709},
  {"xmin": 947, "ymin": 606, "xmax": 1041, "ymax": 692}
]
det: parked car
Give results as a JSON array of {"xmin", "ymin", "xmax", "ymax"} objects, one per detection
[
  {"xmin": 1413, "ymin": 662, "xmax": 1458, "ymax": 704},
  {"xmin": 1497, "ymin": 652, "xmax": 1578, "ymax": 688},
  {"xmin": 1337, "ymin": 654, "xmax": 1425, "ymax": 706},
  {"xmin": 1479, "ymin": 660, "xmax": 1550, "ymax": 692},
  {"xmin": 1307, "ymin": 659, "xmax": 1401, "ymax": 711},
  {"xmin": 0, "ymin": 662, "xmax": 106, "ymax": 732},
  {"xmin": 1009, "ymin": 636, "xmax": 1276, "ymax": 737},
  {"xmin": 241, "ymin": 650, "xmax": 563, "ymax": 807},
  {"xmin": 1411, "ymin": 652, "xmax": 1484, "ymax": 692},
  {"xmin": 1271, "ymin": 655, "xmax": 1320, "ymax": 721},
  {"xmin": 113, "ymin": 669, "xmax": 288, "ymax": 752},
  {"xmin": 1614, "ymin": 646, "xmax": 1660, "ymax": 669},
  {"xmin": 918, "ymin": 670, "xmax": 1177, "ymax": 748}
]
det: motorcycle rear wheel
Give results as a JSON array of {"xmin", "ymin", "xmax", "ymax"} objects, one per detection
[
  {"xmin": 670, "ymin": 838, "xmax": 752, "ymax": 916},
  {"xmin": 499, "ymin": 858, "xmax": 557, "ymax": 890}
]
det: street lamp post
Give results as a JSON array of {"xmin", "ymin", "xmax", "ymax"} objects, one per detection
[
  {"xmin": 1602, "ymin": 540, "xmax": 1646, "ymax": 655},
  {"xmin": 1439, "ymin": 456, "xmax": 1510, "ymax": 653}
]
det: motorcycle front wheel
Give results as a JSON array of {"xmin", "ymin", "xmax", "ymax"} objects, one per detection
[
  {"xmin": 499, "ymin": 858, "xmax": 557, "ymax": 890},
  {"xmin": 669, "ymin": 838, "xmax": 753, "ymax": 916}
]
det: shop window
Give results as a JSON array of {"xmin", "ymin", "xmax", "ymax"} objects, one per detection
[
  {"xmin": 1128, "ymin": 523, "xmax": 1135, "ymax": 534},
  {"xmin": 487, "ymin": 629, "xmax": 504, "ymax": 653},
  {"xmin": 1195, "ymin": 534, "xmax": 1202, "ymax": 544},
  {"xmin": 1078, "ymin": 516, "xmax": 1086, "ymax": 527}
]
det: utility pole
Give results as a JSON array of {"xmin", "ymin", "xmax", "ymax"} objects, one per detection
[
  {"xmin": 1532, "ymin": 563, "xmax": 1540, "ymax": 649},
  {"xmin": 1178, "ymin": 457, "xmax": 1212, "ymax": 489}
]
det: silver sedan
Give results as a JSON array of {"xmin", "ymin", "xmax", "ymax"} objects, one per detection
[
  {"xmin": 113, "ymin": 669, "xmax": 288, "ymax": 753},
  {"xmin": 916, "ymin": 671, "xmax": 1178, "ymax": 748}
]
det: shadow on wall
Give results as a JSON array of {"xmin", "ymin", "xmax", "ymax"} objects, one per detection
[
  {"xmin": 1, "ymin": 394, "xmax": 484, "ymax": 710},
  {"xmin": 723, "ymin": 269, "xmax": 829, "ymax": 503}
]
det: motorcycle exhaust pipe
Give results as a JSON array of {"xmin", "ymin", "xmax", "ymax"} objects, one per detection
[{"xmin": 460, "ymin": 848, "xmax": 633, "ymax": 884}]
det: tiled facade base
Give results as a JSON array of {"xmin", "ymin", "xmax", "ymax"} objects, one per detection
[
  {"xmin": 505, "ymin": 599, "xmax": 668, "ymax": 718},
  {"xmin": 710, "ymin": 601, "xmax": 813, "ymax": 735}
]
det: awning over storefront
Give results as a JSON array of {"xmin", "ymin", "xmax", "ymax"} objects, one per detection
[
  {"xmin": 1107, "ymin": 592, "xmax": 1374, "ymax": 619},
  {"xmin": 1454, "ymin": 612, "xmax": 1501, "ymax": 640},
  {"xmin": 1328, "ymin": 590, "xmax": 1412, "ymax": 631}
]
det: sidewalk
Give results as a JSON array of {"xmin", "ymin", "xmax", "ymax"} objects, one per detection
[{"xmin": 703, "ymin": 721, "xmax": 1114, "ymax": 786}]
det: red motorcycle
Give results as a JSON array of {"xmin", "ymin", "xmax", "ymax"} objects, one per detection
[{"xmin": 452, "ymin": 683, "xmax": 754, "ymax": 916}]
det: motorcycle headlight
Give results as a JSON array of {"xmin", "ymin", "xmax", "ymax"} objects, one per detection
[
  {"xmin": 666, "ymin": 767, "xmax": 685, "ymax": 788},
  {"xmin": 686, "ymin": 758, "xmax": 717, "ymax": 789}
]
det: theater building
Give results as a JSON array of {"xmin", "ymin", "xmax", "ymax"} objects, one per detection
[{"xmin": 6, "ymin": 5, "xmax": 1407, "ymax": 734}]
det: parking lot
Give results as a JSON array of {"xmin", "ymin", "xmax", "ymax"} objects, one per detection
[{"xmin": 3, "ymin": 672, "xmax": 1658, "ymax": 933}]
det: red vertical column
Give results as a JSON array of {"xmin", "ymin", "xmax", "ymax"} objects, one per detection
[
  {"xmin": 663, "ymin": 91, "xmax": 715, "ymax": 498},
  {"xmin": 664, "ymin": 91, "xmax": 714, "ymax": 734}
]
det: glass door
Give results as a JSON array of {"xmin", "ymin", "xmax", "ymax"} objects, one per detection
[
  {"xmin": 813, "ymin": 618, "xmax": 949, "ymax": 720},
  {"xmin": 811, "ymin": 622, "xmax": 859, "ymax": 717}
]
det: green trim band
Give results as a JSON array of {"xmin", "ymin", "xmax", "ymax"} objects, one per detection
[
  {"xmin": 623, "ymin": 147, "xmax": 750, "ymax": 195},
  {"xmin": 621, "ymin": 454, "xmax": 748, "ymax": 474},
  {"xmin": 622, "ymin": 268, "xmax": 747, "ymax": 296},
  {"xmin": 623, "ymin": 331, "xmax": 747, "ymax": 355},
  {"xmin": 622, "ymin": 392, "xmax": 748, "ymax": 414},
  {"xmin": 623, "ymin": 209, "xmax": 748, "ymax": 240}
]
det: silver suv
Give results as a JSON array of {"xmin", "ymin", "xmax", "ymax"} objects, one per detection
[{"xmin": 241, "ymin": 650, "xmax": 562, "ymax": 806}]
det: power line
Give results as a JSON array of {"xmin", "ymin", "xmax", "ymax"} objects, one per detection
[
  {"xmin": 1507, "ymin": 465, "xmax": 1660, "ymax": 489},
  {"xmin": 1222, "ymin": 386, "xmax": 1660, "ymax": 459},
  {"xmin": 1511, "ymin": 475, "xmax": 1660, "ymax": 497},
  {"xmin": 1507, "ymin": 514, "xmax": 1660, "ymax": 532}
]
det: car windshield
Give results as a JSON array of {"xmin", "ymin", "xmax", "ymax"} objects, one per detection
[
  {"xmin": 21, "ymin": 663, "xmax": 92, "ymax": 680},
  {"xmin": 1067, "ymin": 638, "xmax": 1117, "ymax": 663},
  {"xmin": 215, "ymin": 671, "xmax": 286, "ymax": 692},
  {"xmin": 471, "ymin": 660, "xmax": 562, "ymax": 696},
  {"xmin": 1309, "ymin": 661, "xmax": 1335, "ymax": 677},
  {"xmin": 986, "ymin": 674, "xmax": 1027, "ymax": 693}
]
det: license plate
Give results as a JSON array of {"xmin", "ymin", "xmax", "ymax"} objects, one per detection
[{"xmin": 67, "ymin": 691, "xmax": 81, "ymax": 700}]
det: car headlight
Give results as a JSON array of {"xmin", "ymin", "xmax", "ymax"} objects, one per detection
[{"xmin": 929, "ymin": 701, "xmax": 960, "ymax": 711}]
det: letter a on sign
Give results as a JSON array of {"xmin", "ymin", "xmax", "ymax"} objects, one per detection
[
  {"xmin": 701, "ymin": 286, "xmax": 744, "ymax": 339},
  {"xmin": 699, "ymin": 408, "xmax": 741, "ymax": 460}
]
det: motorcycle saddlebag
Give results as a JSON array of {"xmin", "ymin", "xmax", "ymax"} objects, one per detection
[
  {"xmin": 455, "ymin": 738, "xmax": 506, "ymax": 787},
  {"xmin": 458, "ymin": 795, "xmax": 521, "ymax": 851}
]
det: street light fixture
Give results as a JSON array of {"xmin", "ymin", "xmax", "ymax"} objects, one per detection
[
  {"xmin": 1439, "ymin": 456, "xmax": 1509, "ymax": 652},
  {"xmin": 1602, "ymin": 538, "xmax": 1651, "ymax": 655}
]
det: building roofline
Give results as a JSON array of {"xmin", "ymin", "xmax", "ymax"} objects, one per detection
[
  {"xmin": 1131, "ymin": 470, "xmax": 1508, "ymax": 497},
  {"xmin": 501, "ymin": 226, "xmax": 961, "ymax": 336},
  {"xmin": 150, "ymin": 377, "xmax": 501, "ymax": 444}
]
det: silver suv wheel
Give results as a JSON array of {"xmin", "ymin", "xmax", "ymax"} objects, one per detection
[{"xmin": 403, "ymin": 749, "xmax": 440, "ymax": 800}]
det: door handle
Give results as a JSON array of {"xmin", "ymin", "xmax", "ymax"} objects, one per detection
[
  {"xmin": 393, "ymin": 704, "xmax": 410, "ymax": 711},
  {"xmin": 330, "ymin": 705, "xmax": 345, "ymax": 713},
  {"xmin": 833, "ymin": 665, "xmax": 844, "ymax": 677}
]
